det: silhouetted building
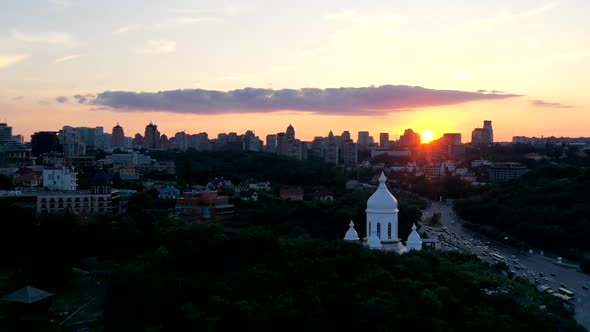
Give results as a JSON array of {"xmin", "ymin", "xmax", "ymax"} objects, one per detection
[
  {"xmin": 286, "ymin": 124, "xmax": 295, "ymax": 140},
  {"xmin": 0, "ymin": 123, "xmax": 12, "ymax": 144},
  {"xmin": 442, "ymin": 133, "xmax": 462, "ymax": 145},
  {"xmin": 488, "ymin": 162, "xmax": 527, "ymax": 182},
  {"xmin": 111, "ymin": 123, "xmax": 125, "ymax": 148},
  {"xmin": 399, "ymin": 129, "xmax": 420, "ymax": 146},
  {"xmin": 358, "ymin": 131, "xmax": 371, "ymax": 148},
  {"xmin": 380, "ymin": 133, "xmax": 390, "ymax": 148},
  {"xmin": 471, "ymin": 120, "xmax": 493, "ymax": 145},
  {"xmin": 266, "ymin": 134, "xmax": 277, "ymax": 153},
  {"xmin": 60, "ymin": 126, "xmax": 86, "ymax": 157},
  {"xmin": 143, "ymin": 123, "xmax": 160, "ymax": 149},
  {"xmin": 342, "ymin": 141, "xmax": 358, "ymax": 167}
]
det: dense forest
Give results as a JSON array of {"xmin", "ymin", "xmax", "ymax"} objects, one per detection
[
  {"xmin": 150, "ymin": 150, "xmax": 348, "ymax": 189},
  {"xmin": 454, "ymin": 166, "xmax": 590, "ymax": 258}
]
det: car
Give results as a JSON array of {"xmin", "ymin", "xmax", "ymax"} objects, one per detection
[
  {"xmin": 539, "ymin": 272, "xmax": 544, "ymax": 277},
  {"xmin": 560, "ymin": 283, "xmax": 567, "ymax": 288},
  {"xmin": 550, "ymin": 273, "xmax": 556, "ymax": 277}
]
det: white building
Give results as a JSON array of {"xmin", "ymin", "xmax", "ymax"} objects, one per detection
[
  {"xmin": 43, "ymin": 167, "xmax": 77, "ymax": 191},
  {"xmin": 345, "ymin": 172, "xmax": 423, "ymax": 253},
  {"xmin": 406, "ymin": 224, "xmax": 423, "ymax": 251},
  {"xmin": 364, "ymin": 172, "xmax": 406, "ymax": 253}
]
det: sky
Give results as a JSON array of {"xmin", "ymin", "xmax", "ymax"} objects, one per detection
[{"xmin": 0, "ymin": 0, "xmax": 589, "ymax": 142}]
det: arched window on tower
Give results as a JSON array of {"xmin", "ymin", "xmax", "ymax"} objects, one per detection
[
  {"xmin": 377, "ymin": 223, "xmax": 381, "ymax": 238},
  {"xmin": 388, "ymin": 223, "xmax": 392, "ymax": 239},
  {"xmin": 369, "ymin": 222, "xmax": 372, "ymax": 236}
]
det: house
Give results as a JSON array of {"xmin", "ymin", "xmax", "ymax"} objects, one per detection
[
  {"xmin": 237, "ymin": 189, "xmax": 258, "ymax": 201},
  {"xmin": 280, "ymin": 188, "xmax": 304, "ymax": 201},
  {"xmin": 206, "ymin": 177, "xmax": 234, "ymax": 192},
  {"xmin": 159, "ymin": 186, "xmax": 180, "ymax": 199},
  {"xmin": 12, "ymin": 167, "xmax": 42, "ymax": 188}
]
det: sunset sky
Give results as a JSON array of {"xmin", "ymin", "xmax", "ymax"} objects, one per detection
[{"xmin": 1, "ymin": 0, "xmax": 588, "ymax": 142}]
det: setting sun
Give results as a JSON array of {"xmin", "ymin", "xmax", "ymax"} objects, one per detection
[{"xmin": 421, "ymin": 130, "xmax": 434, "ymax": 143}]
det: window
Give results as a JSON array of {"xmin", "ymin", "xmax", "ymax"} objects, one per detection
[
  {"xmin": 388, "ymin": 223, "xmax": 392, "ymax": 239},
  {"xmin": 369, "ymin": 222, "xmax": 371, "ymax": 235},
  {"xmin": 377, "ymin": 223, "xmax": 381, "ymax": 238}
]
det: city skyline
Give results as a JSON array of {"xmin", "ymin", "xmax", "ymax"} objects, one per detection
[{"xmin": 1, "ymin": 0, "xmax": 589, "ymax": 141}]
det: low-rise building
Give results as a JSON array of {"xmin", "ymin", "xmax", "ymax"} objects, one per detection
[
  {"xmin": 159, "ymin": 186, "xmax": 180, "ymax": 199},
  {"xmin": 36, "ymin": 172, "xmax": 120, "ymax": 215},
  {"xmin": 488, "ymin": 162, "xmax": 528, "ymax": 182},
  {"xmin": 43, "ymin": 167, "xmax": 77, "ymax": 191},
  {"xmin": 175, "ymin": 191, "xmax": 234, "ymax": 221},
  {"xmin": 280, "ymin": 188, "xmax": 304, "ymax": 201}
]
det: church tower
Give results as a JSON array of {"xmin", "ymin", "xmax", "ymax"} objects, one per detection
[{"xmin": 365, "ymin": 172, "xmax": 406, "ymax": 253}]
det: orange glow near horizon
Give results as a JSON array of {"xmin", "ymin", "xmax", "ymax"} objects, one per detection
[{"xmin": 421, "ymin": 130, "xmax": 434, "ymax": 143}]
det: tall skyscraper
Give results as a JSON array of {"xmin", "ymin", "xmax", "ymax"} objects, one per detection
[
  {"xmin": 399, "ymin": 129, "xmax": 421, "ymax": 146},
  {"xmin": 471, "ymin": 120, "xmax": 493, "ymax": 145},
  {"xmin": 60, "ymin": 126, "xmax": 86, "ymax": 157},
  {"xmin": 265, "ymin": 134, "xmax": 277, "ymax": 153},
  {"xmin": 111, "ymin": 123, "xmax": 125, "ymax": 148},
  {"xmin": 483, "ymin": 120, "xmax": 494, "ymax": 143},
  {"xmin": 143, "ymin": 123, "xmax": 160, "ymax": 149},
  {"xmin": 442, "ymin": 133, "xmax": 462, "ymax": 145},
  {"xmin": 174, "ymin": 132, "xmax": 188, "ymax": 150},
  {"xmin": 286, "ymin": 124, "xmax": 295, "ymax": 140},
  {"xmin": 379, "ymin": 133, "xmax": 390, "ymax": 148},
  {"xmin": 341, "ymin": 131, "xmax": 351, "ymax": 142},
  {"xmin": 0, "ymin": 122, "xmax": 13, "ymax": 144},
  {"xmin": 358, "ymin": 131, "xmax": 370, "ymax": 147}
]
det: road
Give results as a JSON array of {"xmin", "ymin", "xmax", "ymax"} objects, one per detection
[{"xmin": 422, "ymin": 201, "xmax": 590, "ymax": 330}]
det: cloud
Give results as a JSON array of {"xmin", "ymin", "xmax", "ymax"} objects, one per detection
[
  {"xmin": 113, "ymin": 16, "xmax": 218, "ymax": 35},
  {"xmin": 113, "ymin": 24, "xmax": 145, "ymax": 35},
  {"xmin": 74, "ymin": 94, "xmax": 95, "ymax": 104},
  {"xmin": 53, "ymin": 54, "xmax": 82, "ymax": 64},
  {"xmin": 137, "ymin": 40, "xmax": 176, "ymax": 54},
  {"xmin": 81, "ymin": 85, "xmax": 520, "ymax": 116},
  {"xmin": 11, "ymin": 30, "xmax": 73, "ymax": 44},
  {"xmin": 55, "ymin": 96, "xmax": 68, "ymax": 103},
  {"xmin": 532, "ymin": 100, "xmax": 574, "ymax": 109},
  {"xmin": 12, "ymin": 96, "xmax": 24, "ymax": 101},
  {"xmin": 0, "ymin": 54, "xmax": 28, "ymax": 69}
]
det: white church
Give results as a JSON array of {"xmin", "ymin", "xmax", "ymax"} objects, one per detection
[{"xmin": 344, "ymin": 172, "xmax": 422, "ymax": 253}]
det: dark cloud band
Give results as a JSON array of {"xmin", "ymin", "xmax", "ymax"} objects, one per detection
[{"xmin": 70, "ymin": 85, "xmax": 520, "ymax": 115}]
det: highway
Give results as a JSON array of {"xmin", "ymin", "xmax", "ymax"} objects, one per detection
[{"xmin": 422, "ymin": 201, "xmax": 590, "ymax": 330}]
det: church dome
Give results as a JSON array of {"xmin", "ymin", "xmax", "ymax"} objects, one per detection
[
  {"xmin": 366, "ymin": 172, "xmax": 398, "ymax": 213},
  {"xmin": 344, "ymin": 221, "xmax": 359, "ymax": 241}
]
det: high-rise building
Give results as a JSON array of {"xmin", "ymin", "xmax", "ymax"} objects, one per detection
[
  {"xmin": 132, "ymin": 133, "xmax": 143, "ymax": 148},
  {"xmin": 286, "ymin": 124, "xmax": 295, "ymax": 140},
  {"xmin": 471, "ymin": 120, "xmax": 493, "ymax": 145},
  {"xmin": 341, "ymin": 131, "xmax": 351, "ymax": 142},
  {"xmin": 265, "ymin": 134, "xmax": 277, "ymax": 153},
  {"xmin": 311, "ymin": 137, "xmax": 325, "ymax": 161},
  {"xmin": 379, "ymin": 133, "xmax": 390, "ymax": 148},
  {"xmin": 174, "ymin": 132, "xmax": 188, "ymax": 150},
  {"xmin": 442, "ymin": 133, "xmax": 462, "ymax": 145},
  {"xmin": 60, "ymin": 126, "xmax": 86, "ymax": 157},
  {"xmin": 143, "ymin": 123, "xmax": 160, "ymax": 149},
  {"xmin": 111, "ymin": 123, "xmax": 125, "ymax": 148},
  {"xmin": 342, "ymin": 141, "xmax": 358, "ymax": 167},
  {"xmin": 324, "ymin": 131, "xmax": 339, "ymax": 165},
  {"xmin": 399, "ymin": 129, "xmax": 421, "ymax": 146},
  {"xmin": 0, "ymin": 122, "xmax": 13, "ymax": 144},
  {"xmin": 358, "ymin": 131, "xmax": 370, "ymax": 148}
]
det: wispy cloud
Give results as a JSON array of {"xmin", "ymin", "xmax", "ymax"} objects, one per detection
[
  {"xmin": 0, "ymin": 54, "xmax": 29, "ymax": 69},
  {"xmin": 53, "ymin": 54, "xmax": 82, "ymax": 64},
  {"xmin": 112, "ymin": 24, "xmax": 145, "ymax": 35},
  {"xmin": 113, "ymin": 16, "xmax": 216, "ymax": 34},
  {"xmin": 12, "ymin": 30, "xmax": 73, "ymax": 44},
  {"xmin": 55, "ymin": 96, "xmax": 68, "ymax": 103},
  {"xmin": 137, "ymin": 40, "xmax": 176, "ymax": 54},
  {"xmin": 532, "ymin": 100, "xmax": 574, "ymax": 109},
  {"xmin": 461, "ymin": 1, "xmax": 560, "ymax": 29},
  {"xmin": 80, "ymin": 85, "xmax": 520, "ymax": 116},
  {"xmin": 12, "ymin": 96, "xmax": 24, "ymax": 101}
]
